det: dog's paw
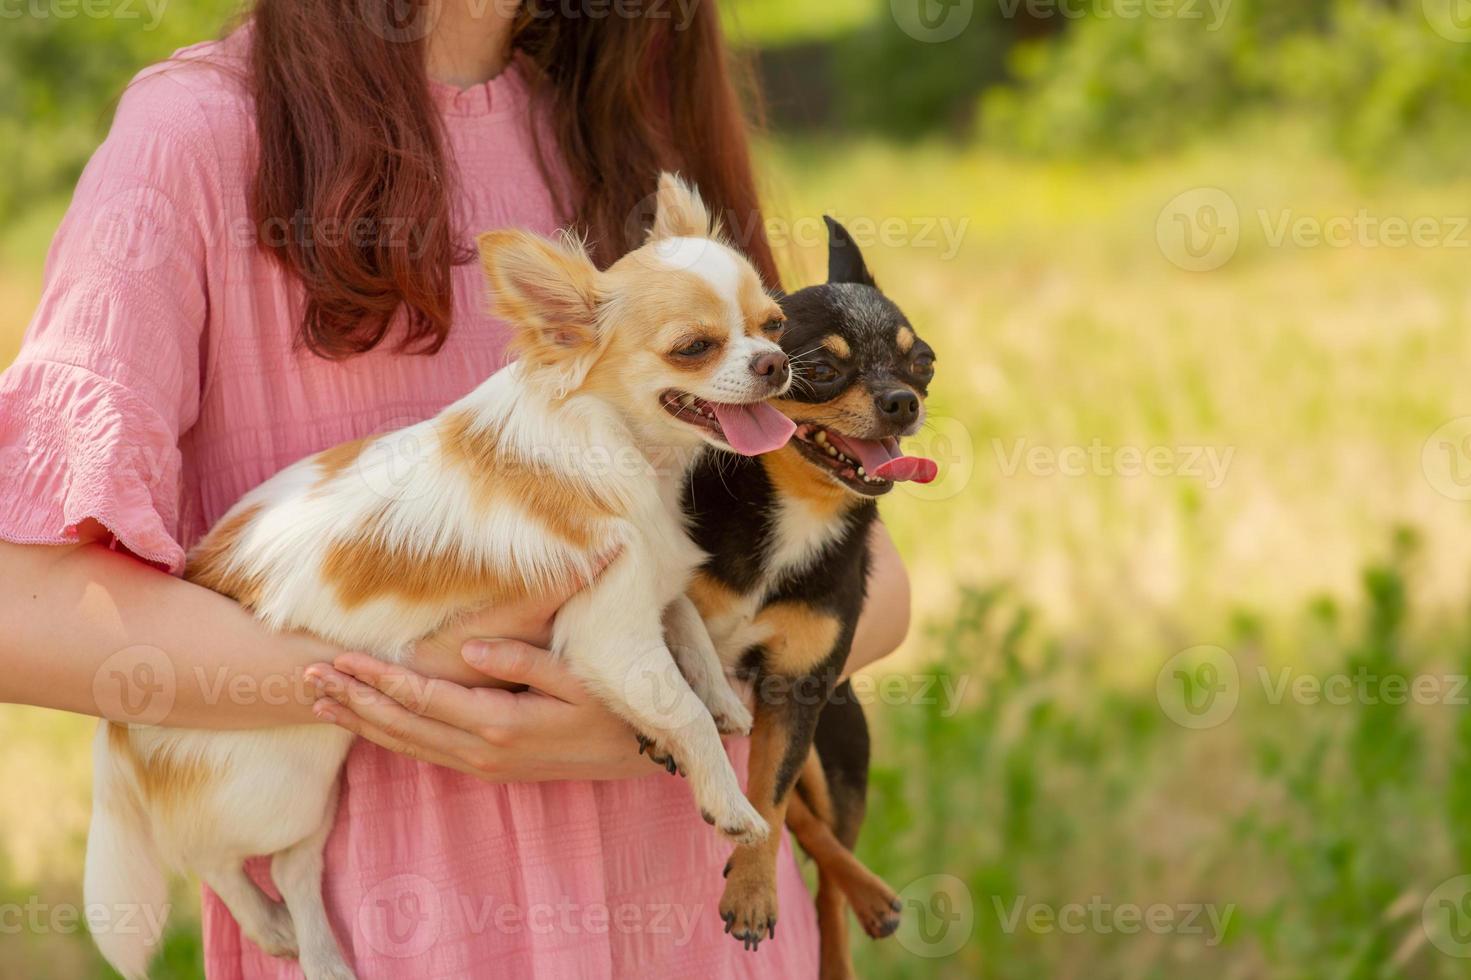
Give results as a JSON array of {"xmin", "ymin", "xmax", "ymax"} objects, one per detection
[
  {"xmin": 720, "ymin": 864, "xmax": 779, "ymax": 951},
  {"xmin": 635, "ymin": 733, "xmax": 685, "ymax": 776},
  {"xmin": 852, "ymin": 883, "xmax": 902, "ymax": 939},
  {"xmin": 699, "ymin": 793, "xmax": 768, "ymax": 846}
]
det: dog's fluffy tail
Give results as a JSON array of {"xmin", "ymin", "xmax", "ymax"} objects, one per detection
[{"xmin": 84, "ymin": 722, "xmax": 169, "ymax": 980}]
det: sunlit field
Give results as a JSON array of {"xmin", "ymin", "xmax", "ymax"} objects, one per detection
[{"xmin": 5, "ymin": 131, "xmax": 1471, "ymax": 976}]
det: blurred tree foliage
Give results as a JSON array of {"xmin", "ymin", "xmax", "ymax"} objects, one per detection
[
  {"xmin": 980, "ymin": 0, "xmax": 1471, "ymax": 171},
  {"xmin": 830, "ymin": 4, "xmax": 1025, "ymax": 139},
  {"xmin": 0, "ymin": 1, "xmax": 240, "ymax": 224},
  {"xmin": 9, "ymin": 0, "xmax": 1471, "ymax": 228}
]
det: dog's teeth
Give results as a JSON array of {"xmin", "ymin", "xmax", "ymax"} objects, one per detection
[
  {"xmin": 814, "ymin": 431, "xmax": 828, "ymax": 445},
  {"xmin": 856, "ymin": 466, "xmax": 865, "ymax": 477},
  {"xmin": 680, "ymin": 394, "xmax": 695, "ymax": 407},
  {"xmin": 826, "ymin": 446, "xmax": 838, "ymax": 456}
]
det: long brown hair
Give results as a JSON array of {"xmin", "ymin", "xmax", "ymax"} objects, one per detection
[{"xmin": 248, "ymin": 0, "xmax": 776, "ymax": 359}]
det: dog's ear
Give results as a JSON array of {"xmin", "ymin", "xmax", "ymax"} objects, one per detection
[
  {"xmin": 648, "ymin": 172, "xmax": 712, "ymax": 240},
  {"xmin": 478, "ymin": 229, "xmax": 605, "ymax": 395},
  {"xmin": 824, "ymin": 216, "xmax": 876, "ymax": 288}
]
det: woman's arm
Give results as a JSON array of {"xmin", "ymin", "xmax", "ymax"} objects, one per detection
[
  {"xmin": 846, "ymin": 521, "xmax": 912, "ymax": 676},
  {"xmin": 0, "ymin": 523, "xmax": 652, "ymax": 782},
  {"xmin": 0, "ymin": 527, "xmax": 330, "ymax": 727}
]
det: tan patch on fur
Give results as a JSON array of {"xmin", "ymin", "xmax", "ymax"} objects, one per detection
[
  {"xmin": 108, "ymin": 722, "xmax": 209, "ymax": 809},
  {"xmin": 437, "ymin": 410, "xmax": 621, "ymax": 549},
  {"xmin": 821, "ymin": 334, "xmax": 851, "ymax": 359},
  {"xmin": 740, "ymin": 278, "xmax": 783, "ymax": 337},
  {"xmin": 896, "ymin": 325, "xmax": 915, "ymax": 354},
  {"xmin": 762, "ymin": 445, "xmax": 853, "ymax": 522},
  {"xmin": 320, "ymin": 508, "xmax": 550, "ymax": 610},
  {"xmin": 317, "ymin": 412, "xmax": 616, "ymax": 609},
  {"xmin": 185, "ymin": 503, "xmax": 267, "ymax": 608},
  {"xmin": 755, "ymin": 601, "xmax": 843, "ymax": 676},
  {"xmin": 770, "ymin": 386, "xmax": 884, "ymax": 442},
  {"xmin": 313, "ymin": 437, "xmax": 369, "ymax": 487},
  {"xmin": 689, "ymin": 571, "xmax": 741, "ymax": 621}
]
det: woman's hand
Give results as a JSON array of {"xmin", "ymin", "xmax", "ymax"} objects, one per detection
[{"xmin": 306, "ymin": 641, "xmax": 653, "ymax": 782}]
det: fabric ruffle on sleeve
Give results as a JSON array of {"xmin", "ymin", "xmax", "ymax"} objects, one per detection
[
  {"xmin": 0, "ymin": 359, "xmax": 186, "ymax": 572},
  {"xmin": 0, "ymin": 64, "xmax": 221, "ymax": 574}
]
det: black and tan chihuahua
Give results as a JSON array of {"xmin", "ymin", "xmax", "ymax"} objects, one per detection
[{"xmin": 681, "ymin": 217, "xmax": 938, "ymax": 976}]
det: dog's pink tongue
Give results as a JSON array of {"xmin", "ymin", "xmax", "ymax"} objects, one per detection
[
  {"xmin": 838, "ymin": 435, "xmax": 939, "ymax": 484},
  {"xmin": 711, "ymin": 401, "xmax": 796, "ymax": 456}
]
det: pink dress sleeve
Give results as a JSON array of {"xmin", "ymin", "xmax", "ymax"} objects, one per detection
[{"xmin": 0, "ymin": 68, "xmax": 219, "ymax": 573}]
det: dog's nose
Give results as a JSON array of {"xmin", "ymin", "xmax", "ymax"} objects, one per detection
[
  {"xmin": 877, "ymin": 388, "xmax": 919, "ymax": 422},
  {"xmin": 750, "ymin": 350, "xmax": 790, "ymax": 385}
]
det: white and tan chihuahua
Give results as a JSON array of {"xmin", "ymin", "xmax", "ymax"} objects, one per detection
[{"xmin": 84, "ymin": 174, "xmax": 796, "ymax": 980}]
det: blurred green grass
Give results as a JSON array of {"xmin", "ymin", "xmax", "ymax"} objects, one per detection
[{"xmin": 6, "ymin": 128, "xmax": 1471, "ymax": 975}]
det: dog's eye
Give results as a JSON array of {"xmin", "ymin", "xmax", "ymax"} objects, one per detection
[
  {"xmin": 761, "ymin": 318, "xmax": 785, "ymax": 338},
  {"xmin": 805, "ymin": 362, "xmax": 840, "ymax": 384},
  {"xmin": 912, "ymin": 355, "xmax": 935, "ymax": 377},
  {"xmin": 674, "ymin": 339, "xmax": 716, "ymax": 358}
]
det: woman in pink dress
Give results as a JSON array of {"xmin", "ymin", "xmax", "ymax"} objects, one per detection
[{"xmin": 0, "ymin": 2, "xmax": 912, "ymax": 976}]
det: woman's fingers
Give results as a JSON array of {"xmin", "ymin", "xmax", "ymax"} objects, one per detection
[
  {"xmin": 324, "ymin": 654, "xmax": 518, "ymax": 736},
  {"xmin": 311, "ymin": 696, "xmax": 456, "ymax": 768},
  {"xmin": 308, "ymin": 664, "xmax": 498, "ymax": 766},
  {"xmin": 460, "ymin": 639, "xmax": 586, "ymax": 704}
]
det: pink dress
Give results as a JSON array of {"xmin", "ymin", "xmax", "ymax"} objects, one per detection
[{"xmin": 0, "ymin": 36, "xmax": 819, "ymax": 979}]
